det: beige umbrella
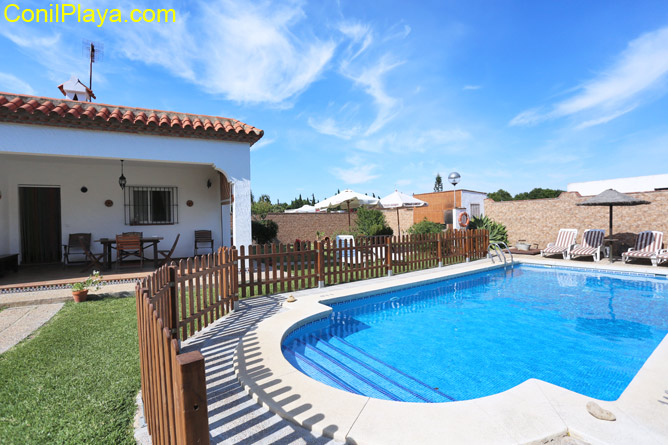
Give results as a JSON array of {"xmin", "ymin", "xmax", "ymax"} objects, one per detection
[
  {"xmin": 380, "ymin": 190, "xmax": 427, "ymax": 235},
  {"xmin": 315, "ymin": 189, "xmax": 380, "ymax": 226}
]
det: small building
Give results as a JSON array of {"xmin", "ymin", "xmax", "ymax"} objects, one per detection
[
  {"xmin": 413, "ymin": 190, "xmax": 487, "ymax": 229},
  {"xmin": 567, "ymin": 174, "xmax": 668, "ymax": 196},
  {"xmin": 0, "ymin": 91, "xmax": 263, "ymax": 265}
]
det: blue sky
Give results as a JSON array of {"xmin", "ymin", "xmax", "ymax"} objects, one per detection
[{"xmin": 1, "ymin": 0, "xmax": 667, "ymax": 202}]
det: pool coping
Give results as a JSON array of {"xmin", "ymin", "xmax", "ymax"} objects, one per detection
[{"xmin": 233, "ymin": 257, "xmax": 668, "ymax": 444}]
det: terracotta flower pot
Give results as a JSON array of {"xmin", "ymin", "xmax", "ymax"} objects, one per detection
[{"xmin": 72, "ymin": 289, "xmax": 89, "ymax": 303}]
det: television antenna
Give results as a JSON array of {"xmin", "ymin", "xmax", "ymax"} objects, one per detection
[{"xmin": 82, "ymin": 40, "xmax": 104, "ymax": 100}]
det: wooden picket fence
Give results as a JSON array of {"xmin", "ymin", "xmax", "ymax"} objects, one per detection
[
  {"xmin": 137, "ymin": 231, "xmax": 487, "ymax": 443},
  {"xmin": 137, "ymin": 247, "xmax": 237, "ymax": 445},
  {"xmin": 238, "ymin": 230, "xmax": 489, "ymax": 298}
]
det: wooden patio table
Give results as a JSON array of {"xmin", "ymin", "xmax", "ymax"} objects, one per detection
[{"xmin": 95, "ymin": 236, "xmax": 164, "ymax": 270}]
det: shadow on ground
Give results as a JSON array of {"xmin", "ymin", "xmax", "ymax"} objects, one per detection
[{"xmin": 181, "ymin": 295, "xmax": 341, "ymax": 445}]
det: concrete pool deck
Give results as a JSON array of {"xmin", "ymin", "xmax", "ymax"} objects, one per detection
[{"xmin": 233, "ymin": 257, "xmax": 668, "ymax": 444}]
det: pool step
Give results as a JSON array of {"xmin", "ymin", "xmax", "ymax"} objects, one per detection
[
  {"xmin": 296, "ymin": 340, "xmax": 401, "ymax": 401},
  {"xmin": 327, "ymin": 336, "xmax": 456, "ymax": 402},
  {"xmin": 283, "ymin": 348, "xmax": 355, "ymax": 393},
  {"xmin": 313, "ymin": 338, "xmax": 430, "ymax": 402}
]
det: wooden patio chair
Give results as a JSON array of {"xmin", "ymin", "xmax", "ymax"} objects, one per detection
[
  {"xmin": 63, "ymin": 233, "xmax": 91, "ymax": 265},
  {"xmin": 158, "ymin": 234, "xmax": 180, "ymax": 267},
  {"xmin": 194, "ymin": 230, "xmax": 214, "ymax": 256},
  {"xmin": 78, "ymin": 238, "xmax": 104, "ymax": 272},
  {"xmin": 116, "ymin": 234, "xmax": 143, "ymax": 269}
]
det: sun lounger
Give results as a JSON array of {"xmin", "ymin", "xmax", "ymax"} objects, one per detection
[
  {"xmin": 622, "ymin": 231, "xmax": 664, "ymax": 265},
  {"xmin": 569, "ymin": 229, "xmax": 605, "ymax": 262},
  {"xmin": 655, "ymin": 249, "xmax": 668, "ymax": 267},
  {"xmin": 541, "ymin": 229, "xmax": 578, "ymax": 259}
]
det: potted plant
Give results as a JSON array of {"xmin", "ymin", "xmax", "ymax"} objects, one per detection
[{"xmin": 71, "ymin": 271, "xmax": 103, "ymax": 303}]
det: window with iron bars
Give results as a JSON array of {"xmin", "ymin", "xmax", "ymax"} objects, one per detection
[
  {"xmin": 125, "ymin": 186, "xmax": 178, "ymax": 225},
  {"xmin": 470, "ymin": 203, "xmax": 481, "ymax": 218}
]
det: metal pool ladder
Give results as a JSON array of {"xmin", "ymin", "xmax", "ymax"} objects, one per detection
[{"xmin": 489, "ymin": 242, "xmax": 514, "ymax": 268}]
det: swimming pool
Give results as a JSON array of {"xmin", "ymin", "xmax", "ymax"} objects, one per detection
[{"xmin": 282, "ymin": 264, "xmax": 668, "ymax": 402}]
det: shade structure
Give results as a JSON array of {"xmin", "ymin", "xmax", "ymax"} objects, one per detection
[
  {"xmin": 315, "ymin": 189, "xmax": 380, "ymax": 226},
  {"xmin": 380, "ymin": 190, "xmax": 427, "ymax": 235},
  {"xmin": 576, "ymin": 189, "xmax": 650, "ymax": 262},
  {"xmin": 285, "ymin": 204, "xmax": 317, "ymax": 213}
]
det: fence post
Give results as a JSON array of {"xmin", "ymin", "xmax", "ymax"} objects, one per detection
[
  {"xmin": 173, "ymin": 350, "xmax": 209, "ymax": 445},
  {"xmin": 232, "ymin": 248, "xmax": 239, "ymax": 311},
  {"xmin": 386, "ymin": 236, "xmax": 393, "ymax": 276},
  {"xmin": 317, "ymin": 241, "xmax": 325, "ymax": 288},
  {"xmin": 168, "ymin": 266, "xmax": 179, "ymax": 339},
  {"xmin": 437, "ymin": 234, "xmax": 443, "ymax": 267}
]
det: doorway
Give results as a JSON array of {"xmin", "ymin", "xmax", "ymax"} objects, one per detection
[{"xmin": 19, "ymin": 186, "xmax": 62, "ymax": 264}]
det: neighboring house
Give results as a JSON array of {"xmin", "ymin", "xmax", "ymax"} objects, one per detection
[
  {"xmin": 567, "ymin": 174, "xmax": 668, "ymax": 196},
  {"xmin": 413, "ymin": 190, "xmax": 487, "ymax": 229},
  {"xmin": 0, "ymin": 91, "xmax": 263, "ymax": 265}
]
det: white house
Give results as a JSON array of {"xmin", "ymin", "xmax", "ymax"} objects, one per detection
[
  {"xmin": 567, "ymin": 174, "xmax": 668, "ymax": 196},
  {"xmin": 0, "ymin": 91, "xmax": 263, "ymax": 265}
]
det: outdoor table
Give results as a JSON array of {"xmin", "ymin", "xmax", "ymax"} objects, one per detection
[
  {"xmin": 603, "ymin": 238, "xmax": 618, "ymax": 263},
  {"xmin": 95, "ymin": 236, "xmax": 164, "ymax": 269}
]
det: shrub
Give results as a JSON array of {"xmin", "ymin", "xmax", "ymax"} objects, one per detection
[
  {"xmin": 355, "ymin": 208, "xmax": 393, "ymax": 237},
  {"xmin": 467, "ymin": 215, "xmax": 508, "ymax": 244},
  {"xmin": 407, "ymin": 219, "xmax": 443, "ymax": 235},
  {"xmin": 252, "ymin": 219, "xmax": 278, "ymax": 244}
]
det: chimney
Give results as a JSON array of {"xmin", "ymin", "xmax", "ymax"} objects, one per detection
[{"xmin": 57, "ymin": 75, "xmax": 96, "ymax": 102}]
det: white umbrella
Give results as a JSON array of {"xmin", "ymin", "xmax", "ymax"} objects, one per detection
[
  {"xmin": 380, "ymin": 190, "xmax": 427, "ymax": 234},
  {"xmin": 285, "ymin": 204, "xmax": 317, "ymax": 213},
  {"xmin": 315, "ymin": 189, "xmax": 380, "ymax": 226}
]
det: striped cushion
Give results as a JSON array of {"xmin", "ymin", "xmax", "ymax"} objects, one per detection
[
  {"xmin": 571, "ymin": 246, "xmax": 598, "ymax": 256},
  {"xmin": 581, "ymin": 230, "xmax": 604, "ymax": 249},
  {"xmin": 624, "ymin": 251, "xmax": 654, "ymax": 258},
  {"xmin": 543, "ymin": 245, "xmax": 568, "ymax": 254},
  {"xmin": 657, "ymin": 252, "xmax": 668, "ymax": 259}
]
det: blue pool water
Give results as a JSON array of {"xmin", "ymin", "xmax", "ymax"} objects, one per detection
[{"xmin": 282, "ymin": 265, "xmax": 668, "ymax": 402}]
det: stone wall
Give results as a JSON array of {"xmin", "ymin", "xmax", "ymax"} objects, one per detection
[
  {"xmin": 254, "ymin": 208, "xmax": 414, "ymax": 244},
  {"xmin": 484, "ymin": 191, "xmax": 668, "ymax": 253}
]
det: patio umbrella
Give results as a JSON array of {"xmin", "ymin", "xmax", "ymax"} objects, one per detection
[
  {"xmin": 576, "ymin": 189, "xmax": 650, "ymax": 262},
  {"xmin": 314, "ymin": 189, "xmax": 379, "ymax": 226},
  {"xmin": 285, "ymin": 204, "xmax": 317, "ymax": 213},
  {"xmin": 380, "ymin": 190, "xmax": 427, "ymax": 235}
]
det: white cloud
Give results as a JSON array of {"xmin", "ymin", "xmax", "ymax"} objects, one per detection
[
  {"xmin": 355, "ymin": 128, "xmax": 470, "ymax": 154},
  {"xmin": 463, "ymin": 85, "xmax": 481, "ymax": 90},
  {"xmin": 307, "ymin": 117, "xmax": 361, "ymax": 140},
  {"xmin": 510, "ymin": 25, "xmax": 668, "ymax": 128},
  {"xmin": 0, "ymin": 72, "xmax": 35, "ymax": 95},
  {"xmin": 331, "ymin": 155, "xmax": 380, "ymax": 184},
  {"xmin": 116, "ymin": 0, "xmax": 336, "ymax": 105},
  {"xmin": 250, "ymin": 137, "xmax": 276, "ymax": 152}
]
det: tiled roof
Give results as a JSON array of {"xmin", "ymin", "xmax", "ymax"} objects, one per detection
[{"xmin": 0, "ymin": 92, "xmax": 264, "ymax": 145}]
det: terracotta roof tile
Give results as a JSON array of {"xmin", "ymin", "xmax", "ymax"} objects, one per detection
[{"xmin": 0, "ymin": 92, "xmax": 264, "ymax": 145}]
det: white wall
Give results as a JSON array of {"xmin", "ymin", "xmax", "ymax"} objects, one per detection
[
  {"xmin": 0, "ymin": 122, "xmax": 252, "ymax": 247},
  {"xmin": 567, "ymin": 174, "xmax": 668, "ymax": 196},
  {"xmin": 0, "ymin": 154, "xmax": 226, "ymax": 261},
  {"xmin": 460, "ymin": 191, "xmax": 487, "ymax": 216}
]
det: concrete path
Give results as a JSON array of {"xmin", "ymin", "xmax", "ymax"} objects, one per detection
[
  {"xmin": 0, "ymin": 303, "xmax": 64, "ymax": 354},
  {"xmin": 0, "ymin": 283, "xmax": 136, "ymax": 308},
  {"xmin": 181, "ymin": 296, "xmax": 341, "ymax": 445}
]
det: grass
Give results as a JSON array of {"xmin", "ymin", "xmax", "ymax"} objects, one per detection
[{"xmin": 0, "ymin": 295, "xmax": 140, "ymax": 444}]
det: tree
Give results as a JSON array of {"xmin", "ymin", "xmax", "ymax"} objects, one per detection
[
  {"xmin": 252, "ymin": 219, "xmax": 278, "ymax": 244},
  {"xmin": 487, "ymin": 189, "xmax": 513, "ymax": 202},
  {"xmin": 514, "ymin": 188, "xmax": 563, "ymax": 200},
  {"xmin": 434, "ymin": 173, "xmax": 443, "ymax": 192},
  {"xmin": 355, "ymin": 208, "xmax": 393, "ymax": 236},
  {"xmin": 407, "ymin": 219, "xmax": 443, "ymax": 234}
]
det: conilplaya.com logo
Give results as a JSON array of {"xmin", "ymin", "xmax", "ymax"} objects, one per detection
[{"xmin": 3, "ymin": 3, "xmax": 176, "ymax": 27}]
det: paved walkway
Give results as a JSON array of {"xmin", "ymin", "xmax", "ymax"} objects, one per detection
[
  {"xmin": 0, "ymin": 303, "xmax": 64, "ymax": 354},
  {"xmin": 181, "ymin": 296, "xmax": 341, "ymax": 445},
  {"xmin": 0, "ymin": 283, "xmax": 136, "ymax": 308}
]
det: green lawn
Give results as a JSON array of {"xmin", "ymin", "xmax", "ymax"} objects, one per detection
[{"xmin": 0, "ymin": 295, "xmax": 140, "ymax": 444}]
